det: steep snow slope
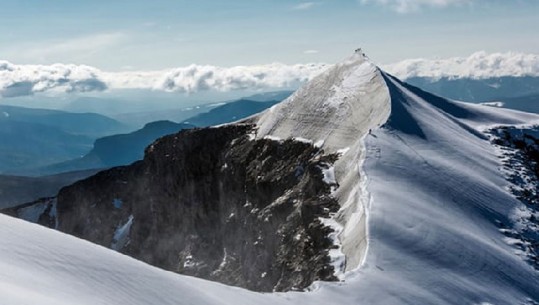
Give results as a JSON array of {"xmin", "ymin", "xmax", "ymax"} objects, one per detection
[
  {"xmin": 3, "ymin": 52, "xmax": 539, "ymax": 304},
  {"xmin": 0, "ymin": 214, "xmax": 288, "ymax": 305},
  {"xmin": 349, "ymin": 74, "xmax": 539, "ymax": 304}
]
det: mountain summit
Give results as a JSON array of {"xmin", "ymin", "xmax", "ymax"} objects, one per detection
[{"xmin": 3, "ymin": 52, "xmax": 539, "ymax": 304}]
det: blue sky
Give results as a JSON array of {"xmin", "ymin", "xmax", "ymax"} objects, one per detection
[{"xmin": 1, "ymin": 0, "xmax": 538, "ymax": 70}]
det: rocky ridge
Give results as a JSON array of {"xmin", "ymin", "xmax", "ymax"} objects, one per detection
[{"xmin": 5, "ymin": 124, "xmax": 342, "ymax": 292}]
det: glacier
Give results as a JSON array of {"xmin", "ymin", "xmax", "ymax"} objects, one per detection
[{"xmin": 2, "ymin": 51, "xmax": 539, "ymax": 304}]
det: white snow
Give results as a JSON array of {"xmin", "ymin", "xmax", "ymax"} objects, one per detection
[
  {"xmin": 352, "ymin": 73, "xmax": 539, "ymax": 304},
  {"xmin": 0, "ymin": 214, "xmax": 290, "ymax": 305},
  {"xmin": 16, "ymin": 198, "xmax": 57, "ymax": 225},
  {"xmin": 111, "ymin": 215, "xmax": 134, "ymax": 251},
  {"xmin": 319, "ymin": 217, "xmax": 346, "ymax": 280},
  {"xmin": 314, "ymin": 140, "xmax": 325, "ymax": 147},
  {"xmin": 480, "ymin": 101, "xmax": 504, "ymax": 108},
  {"xmin": 321, "ymin": 165, "xmax": 336, "ymax": 185},
  {"xmin": 291, "ymin": 137, "xmax": 312, "ymax": 144},
  {"xmin": 183, "ymin": 255, "xmax": 197, "ymax": 268},
  {"xmin": 17, "ymin": 202, "xmax": 49, "ymax": 223},
  {"xmin": 263, "ymin": 135, "xmax": 282, "ymax": 142},
  {"xmin": 336, "ymin": 147, "xmax": 350, "ymax": 155}
]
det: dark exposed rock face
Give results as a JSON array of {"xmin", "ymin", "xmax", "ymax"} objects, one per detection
[
  {"xmin": 7, "ymin": 124, "xmax": 340, "ymax": 292},
  {"xmin": 489, "ymin": 126, "xmax": 539, "ymax": 270}
]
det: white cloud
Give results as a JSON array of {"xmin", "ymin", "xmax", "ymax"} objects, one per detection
[
  {"xmin": 117, "ymin": 63, "xmax": 329, "ymax": 93},
  {"xmin": 303, "ymin": 50, "xmax": 319, "ymax": 54},
  {"xmin": 382, "ymin": 51, "xmax": 539, "ymax": 80},
  {"xmin": 0, "ymin": 61, "xmax": 328, "ymax": 97},
  {"xmin": 0, "ymin": 61, "xmax": 107, "ymax": 97},
  {"xmin": 360, "ymin": 0, "xmax": 472, "ymax": 13},
  {"xmin": 292, "ymin": 2, "xmax": 316, "ymax": 10}
]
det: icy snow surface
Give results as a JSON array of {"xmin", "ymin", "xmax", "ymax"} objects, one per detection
[
  {"xmin": 355, "ymin": 73, "xmax": 539, "ymax": 304},
  {"xmin": 3, "ymin": 52, "xmax": 539, "ymax": 304}
]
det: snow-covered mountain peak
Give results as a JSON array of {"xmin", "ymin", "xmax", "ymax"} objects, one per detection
[
  {"xmin": 255, "ymin": 51, "xmax": 390, "ymax": 152},
  {"xmin": 254, "ymin": 52, "xmax": 392, "ymax": 273}
]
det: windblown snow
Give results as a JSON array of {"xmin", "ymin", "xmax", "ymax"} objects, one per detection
[{"xmin": 3, "ymin": 51, "xmax": 539, "ymax": 304}]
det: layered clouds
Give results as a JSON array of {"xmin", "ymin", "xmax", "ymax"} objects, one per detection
[
  {"xmin": 151, "ymin": 63, "xmax": 326, "ymax": 93},
  {"xmin": 0, "ymin": 61, "xmax": 328, "ymax": 97},
  {"xmin": 383, "ymin": 51, "xmax": 539, "ymax": 80},
  {"xmin": 0, "ymin": 61, "xmax": 107, "ymax": 98}
]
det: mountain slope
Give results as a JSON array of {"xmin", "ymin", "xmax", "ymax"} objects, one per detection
[
  {"xmin": 0, "ymin": 214, "xmax": 287, "ymax": 305},
  {"xmin": 0, "ymin": 104, "xmax": 127, "ymax": 137},
  {"xmin": 481, "ymin": 93, "xmax": 539, "ymax": 114},
  {"xmin": 113, "ymin": 92, "xmax": 291, "ymax": 128},
  {"xmin": 3, "ymin": 52, "xmax": 539, "ymax": 304},
  {"xmin": 38, "ymin": 121, "xmax": 194, "ymax": 175},
  {"xmin": 0, "ymin": 169, "xmax": 100, "ymax": 209},
  {"xmin": 0, "ymin": 105, "xmax": 129, "ymax": 174},
  {"xmin": 403, "ymin": 76, "xmax": 539, "ymax": 102},
  {"xmin": 183, "ymin": 99, "xmax": 279, "ymax": 127},
  {"xmin": 348, "ymin": 74, "xmax": 539, "ymax": 304},
  {"xmin": 0, "ymin": 120, "xmax": 93, "ymax": 174}
]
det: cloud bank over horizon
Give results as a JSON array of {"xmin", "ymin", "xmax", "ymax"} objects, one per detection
[
  {"xmin": 383, "ymin": 51, "xmax": 539, "ymax": 80},
  {"xmin": 1, "ymin": 51, "xmax": 539, "ymax": 98},
  {"xmin": 0, "ymin": 61, "xmax": 328, "ymax": 98},
  {"xmin": 0, "ymin": 61, "xmax": 108, "ymax": 98}
]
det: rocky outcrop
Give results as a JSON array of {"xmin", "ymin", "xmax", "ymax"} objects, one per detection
[
  {"xmin": 6, "ymin": 124, "xmax": 341, "ymax": 292},
  {"xmin": 489, "ymin": 126, "xmax": 539, "ymax": 270}
]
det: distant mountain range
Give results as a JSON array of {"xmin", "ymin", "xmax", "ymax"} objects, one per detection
[
  {"xmin": 383, "ymin": 52, "xmax": 539, "ymax": 103},
  {"xmin": 0, "ymin": 169, "xmax": 100, "ymax": 209},
  {"xmin": 404, "ymin": 76, "xmax": 539, "ymax": 102},
  {"xmin": 480, "ymin": 93, "xmax": 539, "ymax": 114},
  {"xmin": 0, "ymin": 105, "xmax": 129, "ymax": 174},
  {"xmin": 113, "ymin": 91, "xmax": 292, "ymax": 128},
  {"xmin": 183, "ymin": 99, "xmax": 279, "ymax": 127},
  {"xmin": 1, "ymin": 97, "xmax": 284, "ymax": 206},
  {"xmin": 112, "ymin": 105, "xmax": 216, "ymax": 129},
  {"xmin": 401, "ymin": 76, "xmax": 539, "ymax": 114},
  {"xmin": 0, "ymin": 120, "xmax": 93, "ymax": 173},
  {"xmin": 0, "ymin": 104, "xmax": 128, "ymax": 137},
  {"xmin": 39, "ymin": 121, "xmax": 194, "ymax": 175},
  {"xmin": 37, "ymin": 99, "xmax": 281, "ymax": 175}
]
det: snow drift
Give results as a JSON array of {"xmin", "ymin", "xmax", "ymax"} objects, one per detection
[{"xmin": 2, "ymin": 51, "xmax": 539, "ymax": 304}]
